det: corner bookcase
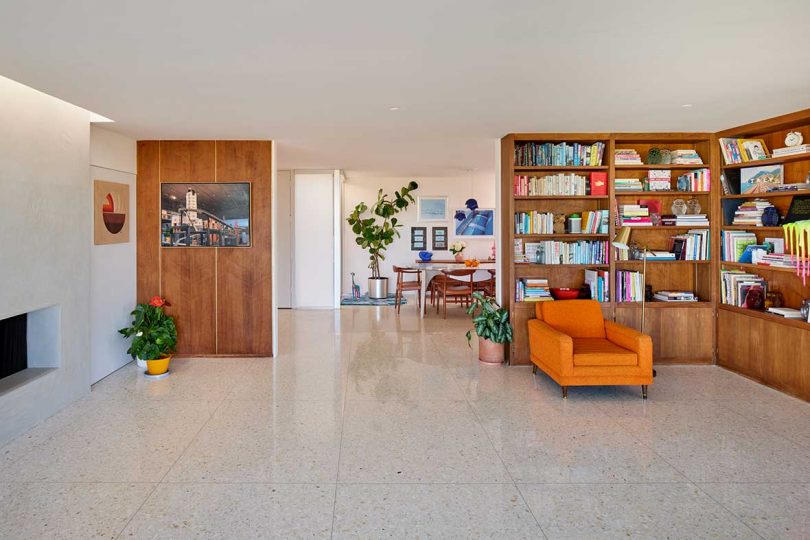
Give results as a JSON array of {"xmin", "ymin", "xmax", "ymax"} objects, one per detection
[
  {"xmin": 714, "ymin": 111, "xmax": 810, "ymax": 399},
  {"xmin": 500, "ymin": 133, "xmax": 716, "ymax": 366}
]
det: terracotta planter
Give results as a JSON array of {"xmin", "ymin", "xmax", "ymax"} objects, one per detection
[
  {"xmin": 478, "ymin": 337, "xmax": 504, "ymax": 365},
  {"xmin": 145, "ymin": 355, "xmax": 172, "ymax": 375},
  {"xmin": 454, "ymin": 252, "xmax": 464, "ymax": 262}
]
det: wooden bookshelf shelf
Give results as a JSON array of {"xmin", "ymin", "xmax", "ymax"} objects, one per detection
[
  {"xmin": 615, "ymin": 191, "xmax": 711, "ymax": 196},
  {"xmin": 614, "ymin": 164, "xmax": 709, "ymax": 170},
  {"xmin": 720, "ymin": 152, "xmax": 810, "ymax": 169},
  {"xmin": 720, "ymin": 261, "xmax": 798, "ymax": 274},
  {"xmin": 514, "ymin": 263, "xmax": 610, "ymax": 268},
  {"xmin": 721, "ymin": 225, "xmax": 783, "ymax": 232},
  {"xmin": 514, "ymin": 166, "xmax": 608, "ymax": 172},
  {"xmin": 719, "ymin": 304, "xmax": 809, "ymax": 330},
  {"xmin": 721, "ymin": 190, "xmax": 810, "ymax": 199},
  {"xmin": 514, "ymin": 233, "xmax": 609, "ymax": 239},
  {"xmin": 513, "ymin": 195, "xmax": 609, "ymax": 200},
  {"xmin": 615, "ymin": 301, "xmax": 712, "ymax": 308},
  {"xmin": 615, "ymin": 259, "xmax": 711, "ymax": 265}
]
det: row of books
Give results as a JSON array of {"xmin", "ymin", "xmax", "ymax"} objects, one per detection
[
  {"xmin": 718, "ymin": 138, "xmax": 769, "ymax": 165},
  {"xmin": 615, "ymin": 270, "xmax": 644, "ymax": 302},
  {"xmin": 513, "ymin": 210, "xmax": 609, "ymax": 235},
  {"xmin": 515, "ymin": 142, "xmax": 606, "ymax": 167},
  {"xmin": 515, "ymin": 278, "xmax": 552, "ymax": 302},
  {"xmin": 584, "ymin": 269, "xmax": 610, "ymax": 302},
  {"xmin": 731, "ymin": 199, "xmax": 776, "ymax": 226},
  {"xmin": 517, "ymin": 240, "xmax": 609, "ymax": 265},
  {"xmin": 676, "ymin": 168, "xmax": 711, "ymax": 191},
  {"xmin": 672, "ymin": 229, "xmax": 710, "ymax": 260},
  {"xmin": 721, "ymin": 269, "xmax": 767, "ymax": 307},
  {"xmin": 513, "ymin": 172, "xmax": 607, "ymax": 196}
]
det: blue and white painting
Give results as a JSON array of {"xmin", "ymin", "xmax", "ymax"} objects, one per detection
[
  {"xmin": 417, "ymin": 196, "xmax": 448, "ymax": 221},
  {"xmin": 454, "ymin": 208, "xmax": 495, "ymax": 237}
]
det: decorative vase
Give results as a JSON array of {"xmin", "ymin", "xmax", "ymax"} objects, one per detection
[
  {"xmin": 454, "ymin": 252, "xmax": 464, "ymax": 262},
  {"xmin": 368, "ymin": 277, "xmax": 389, "ymax": 299},
  {"xmin": 478, "ymin": 337, "xmax": 504, "ymax": 365},
  {"xmin": 145, "ymin": 355, "xmax": 171, "ymax": 376},
  {"xmin": 762, "ymin": 206, "xmax": 780, "ymax": 226}
]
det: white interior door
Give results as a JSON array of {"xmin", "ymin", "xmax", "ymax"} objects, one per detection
[{"xmin": 293, "ymin": 172, "xmax": 335, "ymax": 308}]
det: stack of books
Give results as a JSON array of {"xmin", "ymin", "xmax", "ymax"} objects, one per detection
[
  {"xmin": 759, "ymin": 253, "xmax": 796, "ymax": 269},
  {"xmin": 641, "ymin": 251, "xmax": 676, "ymax": 261},
  {"xmin": 615, "ymin": 270, "xmax": 644, "ymax": 302},
  {"xmin": 767, "ymin": 182, "xmax": 810, "ymax": 193},
  {"xmin": 670, "ymin": 150, "xmax": 703, "ymax": 165},
  {"xmin": 672, "ymin": 229, "xmax": 710, "ymax": 260},
  {"xmin": 772, "ymin": 144, "xmax": 810, "ymax": 158},
  {"xmin": 614, "ymin": 149, "xmax": 643, "ymax": 165},
  {"xmin": 615, "ymin": 178, "xmax": 643, "ymax": 192},
  {"xmin": 515, "ymin": 142, "xmax": 605, "ymax": 167},
  {"xmin": 766, "ymin": 307, "xmax": 804, "ymax": 319},
  {"xmin": 653, "ymin": 291, "xmax": 698, "ymax": 302},
  {"xmin": 584, "ymin": 269, "xmax": 610, "ymax": 302},
  {"xmin": 513, "ymin": 173, "xmax": 590, "ymax": 196},
  {"xmin": 676, "ymin": 168, "xmax": 711, "ymax": 191},
  {"xmin": 528, "ymin": 240, "xmax": 608, "ymax": 265},
  {"xmin": 645, "ymin": 169, "xmax": 671, "ymax": 191},
  {"xmin": 620, "ymin": 204, "xmax": 652, "ymax": 226},
  {"xmin": 675, "ymin": 214, "xmax": 709, "ymax": 226},
  {"xmin": 720, "ymin": 269, "xmax": 768, "ymax": 307},
  {"xmin": 515, "ymin": 278, "xmax": 553, "ymax": 302},
  {"xmin": 732, "ymin": 199, "xmax": 775, "ymax": 226}
]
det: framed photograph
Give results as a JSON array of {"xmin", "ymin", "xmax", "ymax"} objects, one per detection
[
  {"xmin": 417, "ymin": 196, "xmax": 448, "ymax": 222},
  {"xmin": 454, "ymin": 208, "xmax": 495, "ymax": 237},
  {"xmin": 432, "ymin": 226, "xmax": 448, "ymax": 250},
  {"xmin": 161, "ymin": 182, "xmax": 251, "ymax": 247},
  {"xmin": 740, "ymin": 164, "xmax": 783, "ymax": 194},
  {"xmin": 94, "ymin": 180, "xmax": 130, "ymax": 245},
  {"xmin": 410, "ymin": 227, "xmax": 427, "ymax": 251}
]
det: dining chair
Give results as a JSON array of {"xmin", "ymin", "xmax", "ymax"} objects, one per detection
[
  {"xmin": 393, "ymin": 266, "xmax": 422, "ymax": 314},
  {"xmin": 474, "ymin": 269, "xmax": 496, "ymax": 297},
  {"xmin": 434, "ymin": 269, "xmax": 475, "ymax": 319}
]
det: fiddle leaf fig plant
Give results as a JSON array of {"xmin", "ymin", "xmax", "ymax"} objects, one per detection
[
  {"xmin": 346, "ymin": 181, "xmax": 418, "ymax": 278},
  {"xmin": 465, "ymin": 292, "xmax": 513, "ymax": 346}
]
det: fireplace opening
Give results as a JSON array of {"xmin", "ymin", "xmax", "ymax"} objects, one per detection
[{"xmin": 0, "ymin": 313, "xmax": 27, "ymax": 380}]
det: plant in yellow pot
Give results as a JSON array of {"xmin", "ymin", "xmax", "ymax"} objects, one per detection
[
  {"xmin": 465, "ymin": 292, "xmax": 513, "ymax": 365},
  {"xmin": 119, "ymin": 296, "xmax": 177, "ymax": 377}
]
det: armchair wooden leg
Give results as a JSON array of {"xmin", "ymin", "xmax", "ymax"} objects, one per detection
[
  {"xmin": 532, "ymin": 364, "xmax": 537, "ymax": 374},
  {"xmin": 641, "ymin": 385, "xmax": 648, "ymax": 399},
  {"xmin": 561, "ymin": 386, "xmax": 568, "ymax": 399}
]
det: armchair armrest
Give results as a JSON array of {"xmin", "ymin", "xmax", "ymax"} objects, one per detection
[
  {"xmin": 605, "ymin": 320, "xmax": 653, "ymax": 372},
  {"xmin": 527, "ymin": 319, "xmax": 574, "ymax": 376}
]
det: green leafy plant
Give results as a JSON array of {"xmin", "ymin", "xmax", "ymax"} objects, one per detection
[
  {"xmin": 465, "ymin": 292, "xmax": 513, "ymax": 346},
  {"xmin": 346, "ymin": 181, "xmax": 418, "ymax": 278},
  {"xmin": 118, "ymin": 296, "xmax": 177, "ymax": 361}
]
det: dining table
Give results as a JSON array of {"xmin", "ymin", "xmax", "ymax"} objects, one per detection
[{"xmin": 412, "ymin": 260, "xmax": 496, "ymax": 317}]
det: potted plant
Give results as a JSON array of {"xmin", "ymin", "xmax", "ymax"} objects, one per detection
[
  {"xmin": 465, "ymin": 292, "xmax": 513, "ymax": 364},
  {"xmin": 450, "ymin": 241, "xmax": 467, "ymax": 262},
  {"xmin": 118, "ymin": 296, "xmax": 177, "ymax": 376},
  {"xmin": 346, "ymin": 181, "xmax": 418, "ymax": 299}
]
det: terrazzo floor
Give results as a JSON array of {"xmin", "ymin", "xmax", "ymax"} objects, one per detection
[{"xmin": 1, "ymin": 305, "xmax": 809, "ymax": 538}]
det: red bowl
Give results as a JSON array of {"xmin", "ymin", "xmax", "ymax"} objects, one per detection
[{"xmin": 550, "ymin": 287, "xmax": 580, "ymax": 300}]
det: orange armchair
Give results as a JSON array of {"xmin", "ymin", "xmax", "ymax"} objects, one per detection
[{"xmin": 527, "ymin": 300, "xmax": 653, "ymax": 398}]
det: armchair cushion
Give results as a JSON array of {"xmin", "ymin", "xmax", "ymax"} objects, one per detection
[
  {"xmin": 605, "ymin": 320, "xmax": 653, "ymax": 358},
  {"xmin": 572, "ymin": 338, "xmax": 638, "ymax": 367},
  {"xmin": 539, "ymin": 300, "xmax": 606, "ymax": 338}
]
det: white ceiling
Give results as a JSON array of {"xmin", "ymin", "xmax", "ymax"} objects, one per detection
[{"xmin": 1, "ymin": 0, "xmax": 809, "ymax": 175}]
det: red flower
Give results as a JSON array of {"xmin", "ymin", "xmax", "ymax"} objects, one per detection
[{"xmin": 149, "ymin": 296, "xmax": 168, "ymax": 307}]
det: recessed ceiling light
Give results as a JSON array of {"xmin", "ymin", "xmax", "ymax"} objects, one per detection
[
  {"xmin": 681, "ymin": 104, "xmax": 693, "ymax": 108},
  {"xmin": 389, "ymin": 106, "xmax": 400, "ymax": 111}
]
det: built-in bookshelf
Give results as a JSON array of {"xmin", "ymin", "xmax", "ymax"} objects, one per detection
[{"xmin": 714, "ymin": 110, "xmax": 810, "ymax": 400}]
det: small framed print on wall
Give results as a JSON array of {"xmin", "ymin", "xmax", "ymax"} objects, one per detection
[
  {"xmin": 432, "ymin": 226, "xmax": 448, "ymax": 250},
  {"xmin": 417, "ymin": 196, "xmax": 448, "ymax": 222},
  {"xmin": 411, "ymin": 227, "xmax": 427, "ymax": 251}
]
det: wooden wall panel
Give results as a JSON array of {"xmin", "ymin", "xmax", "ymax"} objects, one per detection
[
  {"xmin": 718, "ymin": 308, "xmax": 810, "ymax": 401},
  {"xmin": 136, "ymin": 140, "xmax": 273, "ymax": 357},
  {"xmin": 615, "ymin": 305, "xmax": 714, "ymax": 364},
  {"xmin": 215, "ymin": 141, "xmax": 273, "ymax": 355}
]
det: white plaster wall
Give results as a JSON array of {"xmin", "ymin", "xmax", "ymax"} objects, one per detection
[
  {"xmin": 0, "ymin": 76, "xmax": 91, "ymax": 447},
  {"xmin": 89, "ymin": 126, "xmax": 136, "ymax": 383},
  {"xmin": 341, "ymin": 172, "xmax": 496, "ymax": 294},
  {"xmin": 294, "ymin": 172, "xmax": 336, "ymax": 308}
]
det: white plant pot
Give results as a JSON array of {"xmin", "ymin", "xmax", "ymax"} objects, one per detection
[
  {"xmin": 368, "ymin": 277, "xmax": 389, "ymax": 299},
  {"xmin": 136, "ymin": 359, "xmax": 147, "ymax": 370}
]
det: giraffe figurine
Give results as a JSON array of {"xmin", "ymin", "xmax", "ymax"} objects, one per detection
[{"xmin": 350, "ymin": 272, "xmax": 361, "ymax": 300}]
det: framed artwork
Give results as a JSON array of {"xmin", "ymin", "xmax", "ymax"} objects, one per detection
[
  {"xmin": 417, "ymin": 196, "xmax": 448, "ymax": 222},
  {"xmin": 161, "ymin": 182, "xmax": 251, "ymax": 247},
  {"xmin": 411, "ymin": 227, "xmax": 427, "ymax": 251},
  {"xmin": 454, "ymin": 208, "xmax": 495, "ymax": 237},
  {"xmin": 432, "ymin": 226, "xmax": 448, "ymax": 250},
  {"xmin": 740, "ymin": 164, "xmax": 783, "ymax": 194},
  {"xmin": 93, "ymin": 180, "xmax": 130, "ymax": 245}
]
